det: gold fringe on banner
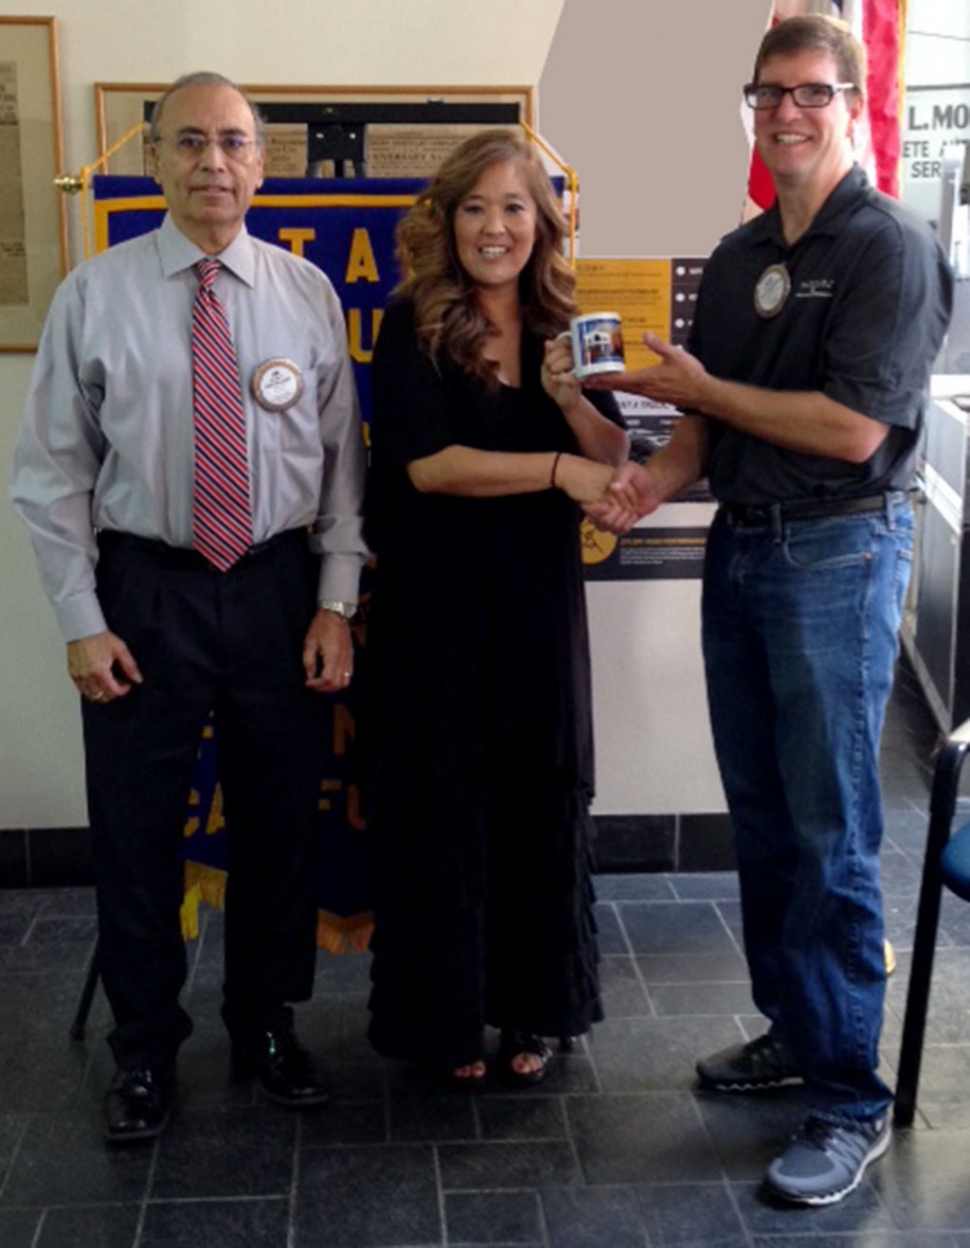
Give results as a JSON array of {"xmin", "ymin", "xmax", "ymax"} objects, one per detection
[
  {"xmin": 316, "ymin": 909, "xmax": 374, "ymax": 955},
  {"xmin": 180, "ymin": 858, "xmax": 373, "ymax": 953}
]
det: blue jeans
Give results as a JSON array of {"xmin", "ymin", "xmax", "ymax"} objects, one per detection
[{"xmin": 701, "ymin": 497, "xmax": 914, "ymax": 1124}]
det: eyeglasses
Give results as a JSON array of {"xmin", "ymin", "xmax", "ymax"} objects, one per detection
[
  {"xmin": 743, "ymin": 82, "xmax": 857, "ymax": 110},
  {"xmin": 157, "ymin": 133, "xmax": 259, "ymax": 163}
]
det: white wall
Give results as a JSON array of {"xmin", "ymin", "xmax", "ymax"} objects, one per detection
[
  {"xmin": 901, "ymin": 0, "xmax": 970, "ymax": 222},
  {"xmin": 0, "ymin": 0, "xmax": 768, "ymax": 829},
  {"xmin": 907, "ymin": 0, "xmax": 970, "ymax": 85}
]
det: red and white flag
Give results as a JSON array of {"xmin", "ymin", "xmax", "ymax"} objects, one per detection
[{"xmin": 742, "ymin": 0, "xmax": 902, "ymax": 220}]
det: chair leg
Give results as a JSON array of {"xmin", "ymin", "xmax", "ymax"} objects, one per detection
[
  {"xmin": 894, "ymin": 738, "xmax": 969, "ymax": 1126},
  {"xmin": 895, "ymin": 866, "xmax": 944, "ymax": 1126},
  {"xmin": 70, "ymin": 941, "xmax": 100, "ymax": 1042}
]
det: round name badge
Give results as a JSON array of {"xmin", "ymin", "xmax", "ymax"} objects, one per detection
[
  {"xmin": 251, "ymin": 358, "xmax": 304, "ymax": 412},
  {"xmin": 754, "ymin": 264, "xmax": 791, "ymax": 319}
]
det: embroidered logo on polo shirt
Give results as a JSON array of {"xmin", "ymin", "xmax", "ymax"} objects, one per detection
[{"xmin": 795, "ymin": 278, "xmax": 835, "ymax": 299}]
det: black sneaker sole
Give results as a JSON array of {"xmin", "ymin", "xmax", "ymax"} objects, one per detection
[{"xmin": 698, "ymin": 1073, "xmax": 804, "ymax": 1092}]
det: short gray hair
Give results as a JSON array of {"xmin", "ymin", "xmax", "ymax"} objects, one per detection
[{"xmin": 148, "ymin": 72, "xmax": 266, "ymax": 147}]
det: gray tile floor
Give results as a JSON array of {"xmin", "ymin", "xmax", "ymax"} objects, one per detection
[{"xmin": 2, "ymin": 659, "xmax": 970, "ymax": 1247}]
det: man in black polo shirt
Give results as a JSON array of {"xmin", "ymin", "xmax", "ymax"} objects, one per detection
[{"xmin": 587, "ymin": 14, "xmax": 952, "ymax": 1207}]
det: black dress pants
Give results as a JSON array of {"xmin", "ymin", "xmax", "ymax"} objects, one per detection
[{"xmin": 82, "ymin": 531, "xmax": 327, "ymax": 1070}]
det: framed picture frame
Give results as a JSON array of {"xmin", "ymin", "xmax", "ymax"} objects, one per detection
[
  {"xmin": 0, "ymin": 17, "xmax": 67, "ymax": 351},
  {"xmin": 94, "ymin": 83, "xmax": 536, "ymax": 180}
]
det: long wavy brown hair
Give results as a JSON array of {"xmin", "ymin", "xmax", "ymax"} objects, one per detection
[{"xmin": 395, "ymin": 129, "xmax": 576, "ymax": 384}]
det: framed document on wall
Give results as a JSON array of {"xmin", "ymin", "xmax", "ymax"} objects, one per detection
[
  {"xmin": 95, "ymin": 83, "xmax": 535, "ymax": 180},
  {"xmin": 0, "ymin": 17, "xmax": 66, "ymax": 351}
]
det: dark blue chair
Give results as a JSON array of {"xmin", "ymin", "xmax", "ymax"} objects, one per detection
[
  {"xmin": 941, "ymin": 827, "xmax": 970, "ymax": 903},
  {"xmin": 894, "ymin": 720, "xmax": 970, "ymax": 1126}
]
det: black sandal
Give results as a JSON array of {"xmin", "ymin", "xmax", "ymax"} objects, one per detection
[{"xmin": 498, "ymin": 1030, "xmax": 553, "ymax": 1087}]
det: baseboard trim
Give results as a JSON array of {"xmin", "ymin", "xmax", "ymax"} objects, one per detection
[
  {"xmin": 0, "ymin": 827, "xmax": 93, "ymax": 889},
  {"xmin": 1, "ymin": 814, "xmax": 736, "ymax": 890},
  {"xmin": 592, "ymin": 812, "xmax": 735, "ymax": 873}
]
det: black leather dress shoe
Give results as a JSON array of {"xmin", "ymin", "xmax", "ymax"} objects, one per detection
[
  {"xmin": 231, "ymin": 1019, "xmax": 328, "ymax": 1107},
  {"xmin": 104, "ymin": 1065, "xmax": 174, "ymax": 1144}
]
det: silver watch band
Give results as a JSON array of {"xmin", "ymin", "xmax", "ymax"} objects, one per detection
[{"xmin": 319, "ymin": 600, "xmax": 356, "ymax": 621}]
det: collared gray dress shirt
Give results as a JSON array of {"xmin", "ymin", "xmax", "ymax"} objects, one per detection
[{"xmin": 11, "ymin": 214, "xmax": 367, "ymax": 641}]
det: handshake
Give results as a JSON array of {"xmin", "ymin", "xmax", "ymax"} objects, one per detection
[
  {"xmin": 548, "ymin": 329, "xmax": 706, "ymax": 535},
  {"xmin": 555, "ymin": 456, "xmax": 659, "ymax": 536}
]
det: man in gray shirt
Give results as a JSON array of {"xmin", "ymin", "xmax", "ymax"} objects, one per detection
[{"xmin": 10, "ymin": 72, "xmax": 367, "ymax": 1143}]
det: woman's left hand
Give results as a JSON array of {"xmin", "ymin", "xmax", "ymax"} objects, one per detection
[{"xmin": 541, "ymin": 337, "xmax": 582, "ymax": 412}]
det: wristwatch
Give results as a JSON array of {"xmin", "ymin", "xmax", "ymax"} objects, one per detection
[{"xmin": 319, "ymin": 600, "xmax": 357, "ymax": 622}]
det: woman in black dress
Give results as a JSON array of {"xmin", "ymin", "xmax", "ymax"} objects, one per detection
[{"xmin": 366, "ymin": 129, "xmax": 628, "ymax": 1084}]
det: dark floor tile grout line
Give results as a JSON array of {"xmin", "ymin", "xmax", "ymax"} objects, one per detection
[
  {"xmin": 612, "ymin": 897, "xmax": 742, "ymax": 907},
  {"xmin": 527, "ymin": 1186, "xmax": 551, "ymax": 1248},
  {"xmin": 685, "ymin": 1088, "xmax": 733, "ymax": 1195},
  {"xmin": 440, "ymin": 1134, "xmax": 575, "ymax": 1148},
  {"xmin": 131, "ymin": 1132, "xmax": 161, "ymax": 1248},
  {"xmin": 720, "ymin": 1172, "xmax": 757, "ymax": 1248},
  {"xmin": 559, "ymin": 1094, "xmax": 587, "ymax": 1196},
  {"xmin": 383, "ymin": 1079, "xmax": 394, "ymax": 1143},
  {"xmin": 660, "ymin": 873, "xmax": 681, "ymax": 899},
  {"xmin": 664, "ymin": 872, "xmax": 738, "ymax": 904},
  {"xmin": 72, "ymin": 1045, "xmax": 96, "ymax": 1115},
  {"xmin": 297, "ymin": 1135, "xmax": 574, "ymax": 1155},
  {"xmin": 609, "ymin": 902, "xmax": 659, "ymax": 1023},
  {"xmin": 552, "ymin": 1094, "xmax": 570, "ymax": 1144},
  {"xmin": 614, "ymin": 935, "xmax": 660, "ymax": 1021},
  {"xmin": 713, "ymin": 901, "xmax": 747, "ymax": 959},
  {"xmin": 19, "ymin": 906, "xmax": 43, "ymax": 948},
  {"xmin": 894, "ymin": 837, "xmax": 931, "ymax": 875},
  {"xmin": 27, "ymin": 1207, "xmax": 45, "ymax": 1248},
  {"xmin": 636, "ymin": 975, "xmax": 752, "ymax": 988},
  {"xmin": 0, "ymin": 1116, "xmax": 29, "ymax": 1206},
  {"xmin": 139, "ymin": 1194, "xmax": 292, "ymax": 1207},
  {"xmin": 906, "ymin": 1039, "xmax": 970, "ymax": 1049},
  {"xmin": 287, "ymin": 1113, "xmax": 301, "ymax": 1248},
  {"xmin": 14, "ymin": 1169, "xmax": 797, "ymax": 1215},
  {"xmin": 432, "ymin": 1143, "xmax": 448, "ymax": 1247},
  {"xmin": 444, "ymin": 1184, "xmax": 547, "ymax": 1195},
  {"xmin": 2, "ymin": 1200, "xmax": 146, "ymax": 1213},
  {"xmin": 732, "ymin": 1014, "xmax": 758, "ymax": 1044},
  {"xmin": 583, "ymin": 1026, "xmax": 604, "ymax": 1096}
]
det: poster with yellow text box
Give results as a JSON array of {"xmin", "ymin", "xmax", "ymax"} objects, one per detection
[
  {"xmin": 575, "ymin": 257, "xmax": 713, "ymax": 579},
  {"xmin": 575, "ymin": 257, "xmax": 705, "ymax": 368},
  {"xmin": 575, "ymin": 258, "xmax": 671, "ymax": 369}
]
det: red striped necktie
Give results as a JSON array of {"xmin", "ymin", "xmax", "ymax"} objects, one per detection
[{"xmin": 191, "ymin": 257, "xmax": 252, "ymax": 571}]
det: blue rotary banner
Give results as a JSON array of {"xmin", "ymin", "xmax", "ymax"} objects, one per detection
[{"xmin": 94, "ymin": 176, "xmax": 423, "ymax": 951}]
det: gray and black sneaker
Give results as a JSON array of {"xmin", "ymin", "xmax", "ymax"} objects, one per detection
[
  {"xmin": 696, "ymin": 1031, "xmax": 801, "ymax": 1091},
  {"xmin": 765, "ymin": 1114, "xmax": 891, "ymax": 1205}
]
